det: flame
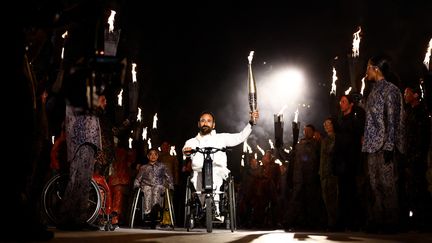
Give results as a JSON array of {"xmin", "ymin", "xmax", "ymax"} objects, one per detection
[
  {"xmin": 360, "ymin": 77, "xmax": 366, "ymax": 95},
  {"xmin": 268, "ymin": 139, "xmax": 274, "ymax": 149},
  {"xmin": 352, "ymin": 26, "xmax": 362, "ymax": 57},
  {"xmin": 128, "ymin": 137, "xmax": 133, "ymax": 149},
  {"xmin": 248, "ymin": 51, "xmax": 254, "ymax": 64},
  {"xmin": 241, "ymin": 154, "xmax": 245, "ymax": 167},
  {"xmin": 330, "ymin": 67, "xmax": 337, "ymax": 95},
  {"xmin": 152, "ymin": 113, "xmax": 158, "ymax": 129},
  {"xmin": 294, "ymin": 108, "xmax": 299, "ymax": 123},
  {"xmin": 117, "ymin": 89, "xmax": 123, "ymax": 106},
  {"xmin": 278, "ymin": 104, "xmax": 287, "ymax": 116},
  {"xmin": 345, "ymin": 87, "xmax": 352, "ymax": 95},
  {"xmin": 131, "ymin": 63, "xmax": 137, "ymax": 83},
  {"xmin": 51, "ymin": 135, "xmax": 55, "ymax": 144},
  {"xmin": 170, "ymin": 146, "xmax": 177, "ymax": 156},
  {"xmin": 424, "ymin": 38, "xmax": 432, "ymax": 70},
  {"xmin": 60, "ymin": 31, "xmax": 68, "ymax": 60},
  {"xmin": 254, "ymin": 153, "xmax": 258, "ymax": 159},
  {"xmin": 284, "ymin": 148, "xmax": 290, "ymax": 154},
  {"xmin": 108, "ymin": 10, "xmax": 116, "ymax": 33},
  {"xmin": 275, "ymin": 159, "xmax": 282, "ymax": 166},
  {"xmin": 142, "ymin": 127, "xmax": 147, "ymax": 140},
  {"xmin": 147, "ymin": 138, "xmax": 152, "ymax": 149},
  {"xmin": 256, "ymin": 145, "xmax": 265, "ymax": 155},
  {"xmin": 137, "ymin": 107, "xmax": 142, "ymax": 122}
]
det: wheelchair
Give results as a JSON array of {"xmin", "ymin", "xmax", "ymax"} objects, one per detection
[
  {"xmin": 183, "ymin": 174, "xmax": 237, "ymax": 233},
  {"xmin": 129, "ymin": 187, "xmax": 175, "ymax": 229},
  {"xmin": 41, "ymin": 173, "xmax": 117, "ymax": 231}
]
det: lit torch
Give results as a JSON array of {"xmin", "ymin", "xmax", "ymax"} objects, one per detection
[
  {"xmin": 131, "ymin": 63, "xmax": 137, "ymax": 83},
  {"xmin": 142, "ymin": 127, "xmax": 148, "ymax": 140},
  {"xmin": 152, "ymin": 113, "xmax": 158, "ymax": 129},
  {"xmin": 360, "ymin": 77, "xmax": 365, "ymax": 96},
  {"xmin": 330, "ymin": 67, "xmax": 337, "ymax": 95},
  {"xmin": 292, "ymin": 108, "xmax": 300, "ymax": 148},
  {"xmin": 352, "ymin": 26, "xmax": 361, "ymax": 58},
  {"xmin": 349, "ymin": 26, "xmax": 362, "ymax": 93},
  {"xmin": 424, "ymin": 38, "xmax": 432, "ymax": 70},
  {"xmin": 248, "ymin": 51, "xmax": 258, "ymax": 125},
  {"xmin": 136, "ymin": 107, "xmax": 142, "ymax": 122},
  {"xmin": 256, "ymin": 145, "xmax": 265, "ymax": 155},
  {"xmin": 345, "ymin": 87, "xmax": 352, "ymax": 95},
  {"xmin": 61, "ymin": 31, "xmax": 68, "ymax": 60},
  {"xmin": 117, "ymin": 89, "xmax": 123, "ymax": 106},
  {"xmin": 108, "ymin": 10, "xmax": 116, "ymax": 33}
]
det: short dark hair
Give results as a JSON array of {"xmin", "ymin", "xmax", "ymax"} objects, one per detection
[
  {"xmin": 199, "ymin": 110, "xmax": 216, "ymax": 123},
  {"xmin": 147, "ymin": 148, "xmax": 159, "ymax": 156},
  {"xmin": 305, "ymin": 124, "xmax": 315, "ymax": 131}
]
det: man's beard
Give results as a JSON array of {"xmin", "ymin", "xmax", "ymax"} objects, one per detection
[{"xmin": 199, "ymin": 125, "xmax": 212, "ymax": 135}]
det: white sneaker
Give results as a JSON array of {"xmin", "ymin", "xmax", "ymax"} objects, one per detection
[{"xmin": 215, "ymin": 215, "xmax": 224, "ymax": 222}]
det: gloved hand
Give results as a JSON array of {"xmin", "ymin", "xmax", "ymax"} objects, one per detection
[{"xmin": 383, "ymin": 150, "xmax": 393, "ymax": 164}]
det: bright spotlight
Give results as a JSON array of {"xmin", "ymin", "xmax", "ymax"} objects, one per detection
[{"xmin": 272, "ymin": 68, "xmax": 305, "ymax": 96}]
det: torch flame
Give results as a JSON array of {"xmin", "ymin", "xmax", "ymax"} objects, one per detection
[
  {"xmin": 275, "ymin": 159, "xmax": 282, "ymax": 166},
  {"xmin": 360, "ymin": 77, "xmax": 366, "ymax": 95},
  {"xmin": 423, "ymin": 38, "xmax": 432, "ymax": 70},
  {"xmin": 278, "ymin": 104, "xmax": 287, "ymax": 116},
  {"xmin": 142, "ymin": 127, "xmax": 147, "ymax": 140},
  {"xmin": 131, "ymin": 63, "xmax": 137, "ymax": 83},
  {"xmin": 170, "ymin": 146, "xmax": 177, "ymax": 156},
  {"xmin": 248, "ymin": 51, "xmax": 254, "ymax": 64},
  {"xmin": 241, "ymin": 154, "xmax": 245, "ymax": 167},
  {"xmin": 117, "ymin": 89, "xmax": 123, "ymax": 106},
  {"xmin": 108, "ymin": 10, "xmax": 116, "ymax": 33},
  {"xmin": 137, "ymin": 107, "xmax": 142, "ymax": 122},
  {"xmin": 330, "ymin": 67, "xmax": 337, "ymax": 95},
  {"xmin": 352, "ymin": 26, "xmax": 362, "ymax": 58},
  {"xmin": 294, "ymin": 108, "xmax": 299, "ymax": 123},
  {"xmin": 243, "ymin": 140, "xmax": 252, "ymax": 153},
  {"xmin": 60, "ymin": 31, "xmax": 68, "ymax": 60},
  {"xmin": 256, "ymin": 145, "xmax": 265, "ymax": 155},
  {"xmin": 345, "ymin": 87, "xmax": 352, "ymax": 95},
  {"xmin": 268, "ymin": 139, "xmax": 274, "ymax": 149},
  {"xmin": 128, "ymin": 137, "xmax": 133, "ymax": 149},
  {"xmin": 147, "ymin": 138, "xmax": 152, "ymax": 149},
  {"xmin": 254, "ymin": 153, "xmax": 257, "ymax": 159},
  {"xmin": 152, "ymin": 113, "xmax": 158, "ymax": 129}
]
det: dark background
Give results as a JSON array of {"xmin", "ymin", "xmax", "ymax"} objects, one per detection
[{"xmin": 17, "ymin": 0, "xmax": 432, "ymax": 177}]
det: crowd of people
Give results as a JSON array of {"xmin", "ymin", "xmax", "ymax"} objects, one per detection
[{"xmin": 6, "ymin": 2, "xmax": 432, "ymax": 241}]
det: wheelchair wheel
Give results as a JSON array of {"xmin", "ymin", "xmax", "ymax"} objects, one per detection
[
  {"xmin": 184, "ymin": 177, "xmax": 193, "ymax": 231},
  {"xmin": 41, "ymin": 174, "xmax": 101, "ymax": 225},
  {"xmin": 129, "ymin": 188, "xmax": 142, "ymax": 228},
  {"xmin": 228, "ymin": 176, "xmax": 236, "ymax": 232},
  {"xmin": 205, "ymin": 196, "xmax": 213, "ymax": 233}
]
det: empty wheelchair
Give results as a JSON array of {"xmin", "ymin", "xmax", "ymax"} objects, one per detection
[{"xmin": 129, "ymin": 187, "xmax": 175, "ymax": 229}]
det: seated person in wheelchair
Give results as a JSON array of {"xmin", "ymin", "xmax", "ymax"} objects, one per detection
[
  {"xmin": 182, "ymin": 110, "xmax": 259, "ymax": 221},
  {"xmin": 134, "ymin": 148, "xmax": 174, "ymax": 226}
]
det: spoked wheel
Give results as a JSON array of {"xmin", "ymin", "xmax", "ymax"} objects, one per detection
[
  {"xmin": 205, "ymin": 196, "xmax": 213, "ymax": 233},
  {"xmin": 129, "ymin": 188, "xmax": 142, "ymax": 228},
  {"xmin": 42, "ymin": 174, "xmax": 101, "ymax": 225},
  {"xmin": 184, "ymin": 178, "xmax": 192, "ymax": 231},
  {"xmin": 228, "ymin": 176, "xmax": 236, "ymax": 232}
]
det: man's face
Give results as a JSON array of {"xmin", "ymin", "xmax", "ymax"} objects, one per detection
[
  {"xmin": 161, "ymin": 142, "xmax": 170, "ymax": 153},
  {"xmin": 339, "ymin": 96, "xmax": 353, "ymax": 114},
  {"xmin": 198, "ymin": 113, "xmax": 215, "ymax": 135}
]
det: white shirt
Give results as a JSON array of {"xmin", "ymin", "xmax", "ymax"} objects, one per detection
[{"xmin": 183, "ymin": 123, "xmax": 253, "ymax": 180}]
